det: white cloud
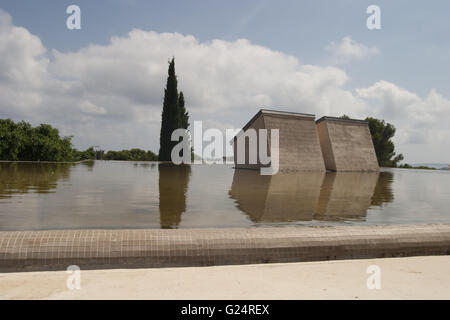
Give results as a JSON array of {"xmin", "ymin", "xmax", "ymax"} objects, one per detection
[
  {"xmin": 78, "ymin": 100, "xmax": 107, "ymax": 115},
  {"xmin": 0, "ymin": 9, "xmax": 49, "ymax": 117},
  {"xmin": 0, "ymin": 9, "xmax": 449, "ymax": 162},
  {"xmin": 356, "ymin": 81, "xmax": 450, "ymax": 147},
  {"xmin": 326, "ymin": 36, "xmax": 380, "ymax": 63}
]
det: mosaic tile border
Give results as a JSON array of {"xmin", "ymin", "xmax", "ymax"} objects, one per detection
[{"xmin": 1, "ymin": 224, "xmax": 449, "ymax": 272}]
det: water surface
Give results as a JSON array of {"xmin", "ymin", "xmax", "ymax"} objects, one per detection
[{"xmin": 0, "ymin": 161, "xmax": 449, "ymax": 231}]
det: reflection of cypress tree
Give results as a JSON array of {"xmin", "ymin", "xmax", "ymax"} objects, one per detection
[
  {"xmin": 371, "ymin": 171, "xmax": 394, "ymax": 206},
  {"xmin": 0, "ymin": 162, "xmax": 72, "ymax": 198},
  {"xmin": 158, "ymin": 163, "xmax": 191, "ymax": 228},
  {"xmin": 80, "ymin": 160, "xmax": 95, "ymax": 171}
]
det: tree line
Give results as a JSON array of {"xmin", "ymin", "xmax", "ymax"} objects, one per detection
[
  {"xmin": 0, "ymin": 119, "xmax": 74, "ymax": 162},
  {"xmin": 0, "ymin": 58, "xmax": 189, "ymax": 163},
  {"xmin": 0, "ymin": 119, "xmax": 157, "ymax": 162},
  {"xmin": 99, "ymin": 149, "xmax": 157, "ymax": 161}
]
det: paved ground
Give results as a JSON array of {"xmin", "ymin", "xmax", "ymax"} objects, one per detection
[{"xmin": 1, "ymin": 256, "xmax": 449, "ymax": 300}]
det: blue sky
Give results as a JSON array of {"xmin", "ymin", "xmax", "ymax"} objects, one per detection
[
  {"xmin": 4, "ymin": 0, "xmax": 450, "ymax": 96},
  {"xmin": 1, "ymin": 1, "xmax": 449, "ymax": 162}
]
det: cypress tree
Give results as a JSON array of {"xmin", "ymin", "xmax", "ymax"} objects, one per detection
[
  {"xmin": 177, "ymin": 91, "xmax": 191, "ymax": 159},
  {"xmin": 159, "ymin": 58, "xmax": 179, "ymax": 161},
  {"xmin": 178, "ymin": 91, "xmax": 189, "ymax": 129}
]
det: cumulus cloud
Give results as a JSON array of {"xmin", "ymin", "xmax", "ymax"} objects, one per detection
[
  {"xmin": 49, "ymin": 31, "xmax": 363, "ymax": 118},
  {"xmin": 326, "ymin": 36, "xmax": 380, "ymax": 63},
  {"xmin": 0, "ymin": 9, "xmax": 449, "ymax": 162},
  {"xmin": 0, "ymin": 9, "xmax": 49, "ymax": 117},
  {"xmin": 357, "ymin": 81, "xmax": 450, "ymax": 146},
  {"xmin": 78, "ymin": 100, "xmax": 107, "ymax": 115}
]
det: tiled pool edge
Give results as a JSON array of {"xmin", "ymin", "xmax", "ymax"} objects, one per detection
[{"xmin": 1, "ymin": 224, "xmax": 449, "ymax": 272}]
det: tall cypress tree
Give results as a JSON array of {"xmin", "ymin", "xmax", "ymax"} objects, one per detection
[
  {"xmin": 178, "ymin": 91, "xmax": 189, "ymax": 129},
  {"xmin": 159, "ymin": 58, "xmax": 179, "ymax": 161},
  {"xmin": 177, "ymin": 91, "xmax": 191, "ymax": 159}
]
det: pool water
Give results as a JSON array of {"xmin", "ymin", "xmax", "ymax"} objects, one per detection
[{"xmin": 0, "ymin": 161, "xmax": 449, "ymax": 231}]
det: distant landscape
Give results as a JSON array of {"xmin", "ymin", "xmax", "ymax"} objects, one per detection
[
  {"xmin": 1, "ymin": 115, "xmax": 447, "ymax": 170},
  {"xmin": 410, "ymin": 163, "xmax": 449, "ymax": 170},
  {"xmin": 0, "ymin": 118, "xmax": 157, "ymax": 162},
  {"xmin": 0, "ymin": 61, "xmax": 447, "ymax": 170}
]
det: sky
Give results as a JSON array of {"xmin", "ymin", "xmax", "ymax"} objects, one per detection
[{"xmin": 0, "ymin": 0, "xmax": 449, "ymax": 163}]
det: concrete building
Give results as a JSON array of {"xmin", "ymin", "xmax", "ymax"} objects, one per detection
[
  {"xmin": 316, "ymin": 117, "xmax": 379, "ymax": 172},
  {"xmin": 233, "ymin": 109, "xmax": 325, "ymax": 171}
]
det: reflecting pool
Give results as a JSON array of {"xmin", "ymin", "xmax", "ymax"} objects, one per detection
[{"xmin": 0, "ymin": 161, "xmax": 449, "ymax": 231}]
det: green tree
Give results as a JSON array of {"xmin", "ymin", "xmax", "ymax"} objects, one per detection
[
  {"xmin": 365, "ymin": 117, "xmax": 404, "ymax": 167},
  {"xmin": 159, "ymin": 58, "xmax": 180, "ymax": 161},
  {"xmin": 0, "ymin": 119, "xmax": 74, "ymax": 162},
  {"xmin": 0, "ymin": 119, "xmax": 27, "ymax": 160},
  {"xmin": 73, "ymin": 147, "xmax": 96, "ymax": 161},
  {"xmin": 177, "ymin": 91, "xmax": 192, "ymax": 159},
  {"xmin": 103, "ymin": 149, "xmax": 157, "ymax": 161},
  {"xmin": 178, "ymin": 91, "xmax": 189, "ymax": 129}
]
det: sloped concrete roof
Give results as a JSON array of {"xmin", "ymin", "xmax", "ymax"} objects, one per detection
[
  {"xmin": 242, "ymin": 109, "xmax": 315, "ymax": 132},
  {"xmin": 232, "ymin": 109, "xmax": 316, "ymax": 143},
  {"xmin": 316, "ymin": 116, "xmax": 368, "ymax": 125}
]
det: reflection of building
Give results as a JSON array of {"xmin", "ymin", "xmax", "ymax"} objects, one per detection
[
  {"xmin": 158, "ymin": 163, "xmax": 191, "ymax": 229},
  {"xmin": 232, "ymin": 109, "xmax": 325, "ymax": 171},
  {"xmin": 315, "ymin": 172, "xmax": 379, "ymax": 221},
  {"xmin": 229, "ymin": 170, "xmax": 385, "ymax": 223},
  {"xmin": 316, "ymin": 117, "xmax": 379, "ymax": 171},
  {"xmin": 229, "ymin": 170, "xmax": 324, "ymax": 222}
]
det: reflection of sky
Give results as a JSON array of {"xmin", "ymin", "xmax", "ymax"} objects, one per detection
[
  {"xmin": 366, "ymin": 168, "xmax": 450, "ymax": 224},
  {"xmin": 0, "ymin": 162, "xmax": 449, "ymax": 231}
]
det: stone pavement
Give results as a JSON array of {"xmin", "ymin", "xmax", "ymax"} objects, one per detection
[{"xmin": 2, "ymin": 256, "xmax": 449, "ymax": 299}]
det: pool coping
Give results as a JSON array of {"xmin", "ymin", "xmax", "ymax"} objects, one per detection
[{"xmin": 1, "ymin": 224, "xmax": 449, "ymax": 272}]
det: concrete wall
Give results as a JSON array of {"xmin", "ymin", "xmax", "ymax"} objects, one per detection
[
  {"xmin": 233, "ymin": 112, "xmax": 266, "ymax": 170},
  {"xmin": 317, "ymin": 118, "xmax": 379, "ymax": 172},
  {"xmin": 234, "ymin": 110, "xmax": 326, "ymax": 171},
  {"xmin": 316, "ymin": 120, "xmax": 335, "ymax": 171},
  {"xmin": 264, "ymin": 114, "xmax": 325, "ymax": 171}
]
